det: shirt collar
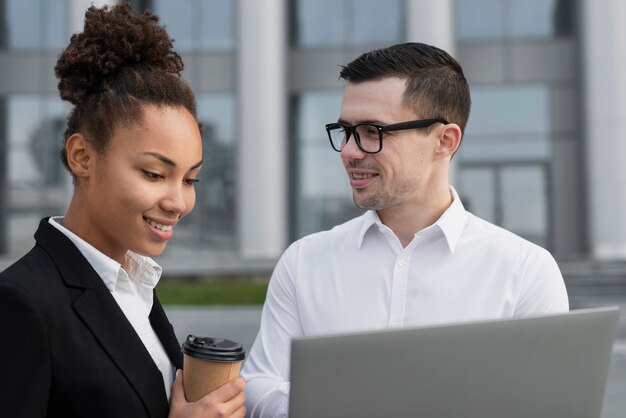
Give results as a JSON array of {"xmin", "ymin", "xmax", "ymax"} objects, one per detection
[
  {"xmin": 356, "ymin": 210, "xmax": 382, "ymax": 249},
  {"xmin": 48, "ymin": 217, "xmax": 162, "ymax": 292},
  {"xmin": 434, "ymin": 186, "xmax": 468, "ymax": 253},
  {"xmin": 355, "ymin": 186, "xmax": 468, "ymax": 253}
]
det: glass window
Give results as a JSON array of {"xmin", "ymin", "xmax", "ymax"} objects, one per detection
[
  {"xmin": 460, "ymin": 84, "xmax": 551, "ymax": 162},
  {"xmin": 456, "ymin": 0, "xmax": 504, "ymax": 40},
  {"xmin": 1, "ymin": 95, "xmax": 70, "ymax": 256},
  {"xmin": 457, "ymin": 84, "xmax": 553, "ymax": 248},
  {"xmin": 467, "ymin": 85, "xmax": 550, "ymax": 135},
  {"xmin": 4, "ymin": 0, "xmax": 67, "ymax": 50},
  {"xmin": 154, "ymin": 0, "xmax": 234, "ymax": 51},
  {"xmin": 295, "ymin": 91, "xmax": 363, "ymax": 238},
  {"xmin": 508, "ymin": 0, "xmax": 557, "ymax": 39},
  {"xmin": 500, "ymin": 165, "xmax": 548, "ymax": 246},
  {"xmin": 172, "ymin": 93, "xmax": 237, "ymax": 251},
  {"xmin": 294, "ymin": 0, "xmax": 404, "ymax": 48},
  {"xmin": 456, "ymin": 0, "xmax": 575, "ymax": 41},
  {"xmin": 457, "ymin": 164, "xmax": 549, "ymax": 247},
  {"xmin": 457, "ymin": 167, "xmax": 496, "ymax": 223},
  {"xmin": 7, "ymin": 96, "xmax": 68, "ymax": 186}
]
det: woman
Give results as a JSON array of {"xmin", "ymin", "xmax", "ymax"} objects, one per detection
[{"xmin": 0, "ymin": 4, "xmax": 245, "ymax": 418}]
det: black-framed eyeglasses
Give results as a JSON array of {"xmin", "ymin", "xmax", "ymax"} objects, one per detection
[{"xmin": 325, "ymin": 118, "xmax": 449, "ymax": 154}]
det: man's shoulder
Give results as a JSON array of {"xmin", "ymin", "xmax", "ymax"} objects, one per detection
[
  {"xmin": 289, "ymin": 213, "xmax": 367, "ymax": 249},
  {"xmin": 464, "ymin": 212, "xmax": 551, "ymax": 255}
]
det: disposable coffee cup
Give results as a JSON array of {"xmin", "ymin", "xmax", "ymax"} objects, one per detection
[{"xmin": 181, "ymin": 335, "xmax": 246, "ymax": 402}]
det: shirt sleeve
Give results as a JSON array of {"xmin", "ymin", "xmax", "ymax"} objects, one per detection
[
  {"xmin": 514, "ymin": 247, "xmax": 569, "ymax": 316},
  {"xmin": 0, "ymin": 282, "xmax": 51, "ymax": 418},
  {"xmin": 242, "ymin": 244, "xmax": 302, "ymax": 418}
]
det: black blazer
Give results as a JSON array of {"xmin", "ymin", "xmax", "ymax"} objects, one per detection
[{"xmin": 0, "ymin": 218, "xmax": 183, "ymax": 418}]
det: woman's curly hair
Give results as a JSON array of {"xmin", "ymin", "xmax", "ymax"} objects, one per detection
[{"xmin": 55, "ymin": 3, "xmax": 198, "ymax": 172}]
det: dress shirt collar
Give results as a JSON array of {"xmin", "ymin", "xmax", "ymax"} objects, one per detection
[
  {"xmin": 356, "ymin": 186, "xmax": 468, "ymax": 253},
  {"xmin": 48, "ymin": 217, "xmax": 162, "ymax": 292}
]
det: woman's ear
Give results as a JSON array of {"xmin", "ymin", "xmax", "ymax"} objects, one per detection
[
  {"xmin": 65, "ymin": 133, "xmax": 94, "ymax": 178},
  {"xmin": 434, "ymin": 123, "xmax": 462, "ymax": 161}
]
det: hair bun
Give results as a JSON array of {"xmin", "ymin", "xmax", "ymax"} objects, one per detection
[{"xmin": 55, "ymin": 3, "xmax": 183, "ymax": 106}]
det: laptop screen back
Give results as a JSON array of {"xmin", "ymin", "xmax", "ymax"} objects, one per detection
[{"xmin": 289, "ymin": 307, "xmax": 619, "ymax": 418}]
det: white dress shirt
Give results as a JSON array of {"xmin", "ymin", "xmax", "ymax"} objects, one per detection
[
  {"xmin": 241, "ymin": 187, "xmax": 569, "ymax": 418},
  {"xmin": 49, "ymin": 217, "xmax": 175, "ymax": 400}
]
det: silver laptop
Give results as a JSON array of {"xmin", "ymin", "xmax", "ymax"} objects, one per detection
[{"xmin": 289, "ymin": 307, "xmax": 620, "ymax": 418}]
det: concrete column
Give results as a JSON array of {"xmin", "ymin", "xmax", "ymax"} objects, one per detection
[
  {"xmin": 236, "ymin": 0, "xmax": 287, "ymax": 259},
  {"xmin": 68, "ymin": 0, "xmax": 117, "ymax": 34},
  {"xmin": 581, "ymin": 0, "xmax": 626, "ymax": 258},
  {"xmin": 404, "ymin": 0, "xmax": 459, "ymax": 184},
  {"xmin": 405, "ymin": 0, "xmax": 455, "ymax": 53}
]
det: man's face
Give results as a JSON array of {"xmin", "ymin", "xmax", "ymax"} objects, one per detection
[{"xmin": 339, "ymin": 77, "xmax": 441, "ymax": 212}]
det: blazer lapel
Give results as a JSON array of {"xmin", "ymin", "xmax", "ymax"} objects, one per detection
[
  {"xmin": 35, "ymin": 219, "xmax": 169, "ymax": 418},
  {"xmin": 150, "ymin": 295, "xmax": 183, "ymax": 370}
]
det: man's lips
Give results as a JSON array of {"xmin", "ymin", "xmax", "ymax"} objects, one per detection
[
  {"xmin": 348, "ymin": 171, "xmax": 379, "ymax": 188},
  {"xmin": 351, "ymin": 172, "xmax": 377, "ymax": 180}
]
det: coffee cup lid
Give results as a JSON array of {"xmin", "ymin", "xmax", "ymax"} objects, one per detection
[{"xmin": 182, "ymin": 335, "xmax": 246, "ymax": 362}]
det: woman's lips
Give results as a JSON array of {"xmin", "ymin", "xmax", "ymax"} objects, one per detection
[{"xmin": 143, "ymin": 216, "xmax": 175, "ymax": 241}]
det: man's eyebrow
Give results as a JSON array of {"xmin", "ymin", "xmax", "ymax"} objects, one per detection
[
  {"xmin": 141, "ymin": 152, "xmax": 203, "ymax": 170},
  {"xmin": 337, "ymin": 118, "xmax": 386, "ymax": 125}
]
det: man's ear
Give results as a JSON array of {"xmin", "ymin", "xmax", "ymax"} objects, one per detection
[
  {"xmin": 65, "ymin": 133, "xmax": 94, "ymax": 178},
  {"xmin": 434, "ymin": 124, "xmax": 462, "ymax": 161}
]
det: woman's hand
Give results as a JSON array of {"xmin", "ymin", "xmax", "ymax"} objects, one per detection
[{"xmin": 168, "ymin": 370, "xmax": 247, "ymax": 418}]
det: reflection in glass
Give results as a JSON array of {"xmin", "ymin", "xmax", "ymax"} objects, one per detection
[
  {"xmin": 296, "ymin": 91, "xmax": 363, "ymax": 238},
  {"xmin": 295, "ymin": 0, "xmax": 403, "ymax": 48},
  {"xmin": 176, "ymin": 94, "xmax": 236, "ymax": 250},
  {"xmin": 8, "ymin": 96, "xmax": 68, "ymax": 188},
  {"xmin": 5, "ymin": 0, "xmax": 67, "ymax": 50},
  {"xmin": 154, "ymin": 0, "xmax": 234, "ymax": 51},
  {"xmin": 6, "ymin": 95, "xmax": 70, "ymax": 255}
]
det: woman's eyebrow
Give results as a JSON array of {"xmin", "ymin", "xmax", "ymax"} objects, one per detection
[
  {"xmin": 189, "ymin": 160, "xmax": 203, "ymax": 171},
  {"xmin": 141, "ymin": 152, "xmax": 203, "ymax": 171},
  {"xmin": 141, "ymin": 151, "xmax": 176, "ymax": 167}
]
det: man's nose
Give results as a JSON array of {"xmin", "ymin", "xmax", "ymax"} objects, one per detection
[{"xmin": 340, "ymin": 134, "xmax": 366, "ymax": 160}]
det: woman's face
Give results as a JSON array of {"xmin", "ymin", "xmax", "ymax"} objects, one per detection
[{"xmin": 77, "ymin": 104, "xmax": 202, "ymax": 265}]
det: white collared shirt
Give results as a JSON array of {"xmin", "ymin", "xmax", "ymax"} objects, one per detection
[
  {"xmin": 241, "ymin": 187, "xmax": 569, "ymax": 418},
  {"xmin": 49, "ymin": 217, "xmax": 175, "ymax": 400}
]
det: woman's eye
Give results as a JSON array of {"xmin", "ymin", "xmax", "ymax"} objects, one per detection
[
  {"xmin": 143, "ymin": 170, "xmax": 162, "ymax": 180},
  {"xmin": 184, "ymin": 178, "xmax": 200, "ymax": 186}
]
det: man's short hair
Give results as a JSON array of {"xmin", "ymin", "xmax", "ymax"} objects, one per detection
[{"xmin": 339, "ymin": 42, "xmax": 471, "ymax": 135}]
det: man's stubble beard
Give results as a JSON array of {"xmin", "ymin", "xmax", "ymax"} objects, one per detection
[{"xmin": 352, "ymin": 179, "xmax": 417, "ymax": 211}]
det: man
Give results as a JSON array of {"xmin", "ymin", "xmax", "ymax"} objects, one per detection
[{"xmin": 241, "ymin": 42, "xmax": 569, "ymax": 417}]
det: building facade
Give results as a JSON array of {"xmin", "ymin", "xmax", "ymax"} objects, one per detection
[{"xmin": 0, "ymin": 0, "xmax": 623, "ymax": 274}]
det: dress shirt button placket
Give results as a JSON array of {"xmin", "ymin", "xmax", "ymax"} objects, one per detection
[{"xmin": 388, "ymin": 252, "xmax": 411, "ymax": 329}]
